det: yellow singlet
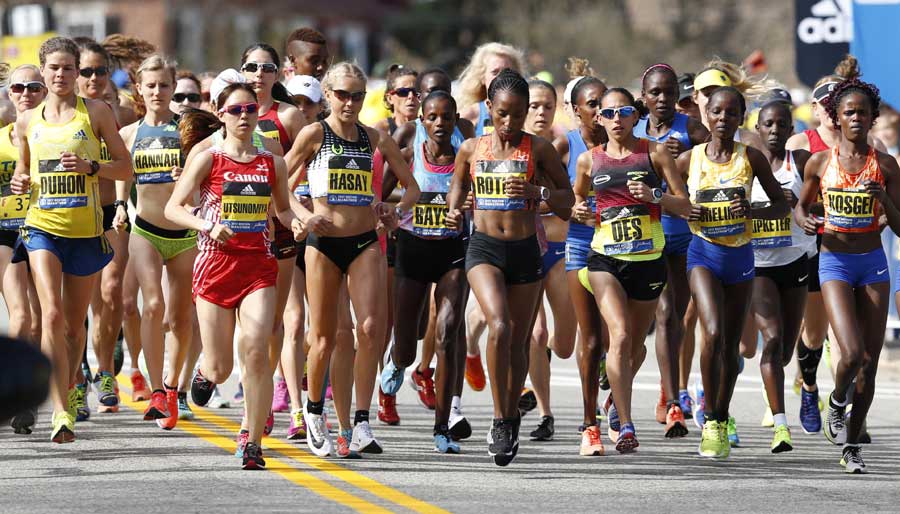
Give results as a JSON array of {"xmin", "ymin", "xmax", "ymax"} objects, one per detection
[
  {"xmin": 687, "ymin": 142, "xmax": 753, "ymax": 247},
  {"xmin": 0, "ymin": 124, "xmax": 29, "ymax": 230}
]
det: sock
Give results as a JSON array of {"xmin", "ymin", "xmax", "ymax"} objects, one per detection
[
  {"xmin": 831, "ymin": 391, "xmax": 849, "ymax": 407},
  {"xmin": 306, "ymin": 398, "xmax": 324, "ymax": 415},
  {"xmin": 666, "ymin": 399, "xmax": 678, "ymax": 409},
  {"xmin": 434, "ymin": 423, "xmax": 448, "ymax": 435},
  {"xmin": 354, "ymin": 410, "xmax": 370, "ymax": 425},
  {"xmin": 797, "ymin": 340, "xmax": 822, "ymax": 387},
  {"xmin": 164, "ymin": 383, "xmax": 176, "ymax": 391},
  {"xmin": 679, "ymin": 388, "xmax": 689, "ymax": 397},
  {"xmin": 451, "ymin": 395, "xmax": 461, "ymax": 412},
  {"xmin": 773, "ymin": 413, "xmax": 788, "ymax": 427},
  {"xmin": 131, "ymin": 367, "xmax": 140, "ymax": 374}
]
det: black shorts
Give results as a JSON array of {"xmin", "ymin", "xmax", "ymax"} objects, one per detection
[
  {"xmin": 386, "ymin": 231, "xmax": 397, "ymax": 268},
  {"xmin": 0, "ymin": 229, "xmax": 27, "ymax": 264},
  {"xmin": 395, "ymin": 229, "xmax": 466, "ymax": 284},
  {"xmin": 102, "ymin": 204, "xmax": 132, "ymax": 233},
  {"xmin": 295, "ymin": 238, "xmax": 307, "ymax": 273},
  {"xmin": 270, "ymin": 219, "xmax": 299, "ymax": 260},
  {"xmin": 465, "ymin": 231, "xmax": 542, "ymax": 285},
  {"xmin": 807, "ymin": 252, "xmax": 821, "ymax": 293},
  {"xmin": 756, "ymin": 254, "xmax": 809, "ymax": 290},
  {"xmin": 307, "ymin": 230, "xmax": 378, "ymax": 274},
  {"xmin": 0, "ymin": 229, "xmax": 17, "ymax": 248},
  {"xmin": 587, "ymin": 251, "xmax": 667, "ymax": 301}
]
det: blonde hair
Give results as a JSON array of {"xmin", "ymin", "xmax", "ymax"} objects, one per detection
[
  {"xmin": 565, "ymin": 57, "xmax": 595, "ymax": 80},
  {"xmin": 9, "ymin": 64, "xmax": 40, "ymax": 82},
  {"xmin": 702, "ymin": 58, "xmax": 772, "ymax": 101},
  {"xmin": 457, "ymin": 42, "xmax": 526, "ymax": 107},
  {"xmin": 135, "ymin": 54, "xmax": 177, "ymax": 84},
  {"xmin": 321, "ymin": 61, "xmax": 367, "ymax": 91}
]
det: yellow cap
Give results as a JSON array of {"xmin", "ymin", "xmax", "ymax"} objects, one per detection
[{"xmin": 693, "ymin": 68, "xmax": 732, "ymax": 91}]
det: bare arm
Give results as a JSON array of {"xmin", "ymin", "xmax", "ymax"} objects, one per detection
[
  {"xmin": 645, "ymin": 141, "xmax": 691, "ymax": 217},
  {"xmin": 87, "ymin": 100, "xmax": 133, "ymax": 181},
  {"xmin": 748, "ymin": 146, "xmax": 788, "ymax": 220},
  {"xmin": 164, "ymin": 150, "xmax": 213, "ymax": 232},
  {"xmin": 795, "ymin": 151, "xmax": 828, "ymax": 234},
  {"xmin": 445, "ymin": 138, "xmax": 476, "ymax": 230}
]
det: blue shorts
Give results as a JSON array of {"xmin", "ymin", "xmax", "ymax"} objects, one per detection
[
  {"xmin": 543, "ymin": 240, "xmax": 566, "ymax": 275},
  {"xmin": 21, "ymin": 226, "xmax": 114, "ymax": 276},
  {"xmin": 819, "ymin": 248, "xmax": 889, "ymax": 288},
  {"xmin": 565, "ymin": 223, "xmax": 593, "ymax": 272},
  {"xmin": 662, "ymin": 215, "xmax": 691, "ymax": 256},
  {"xmin": 686, "ymin": 236, "xmax": 755, "ymax": 285}
]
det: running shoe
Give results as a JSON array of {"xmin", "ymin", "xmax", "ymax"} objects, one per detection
[
  {"xmin": 840, "ymin": 445, "xmax": 866, "ymax": 474},
  {"xmin": 449, "ymin": 407, "xmax": 472, "ymax": 441},
  {"xmin": 325, "ymin": 384, "xmax": 333, "ymax": 401},
  {"xmin": 719, "ymin": 421, "xmax": 731, "ymax": 458},
  {"xmin": 130, "ymin": 370, "xmax": 151, "ymax": 402},
  {"xmin": 208, "ymin": 386, "xmax": 230, "ymax": 409},
  {"xmin": 242, "ymin": 442, "xmax": 266, "ymax": 470},
  {"xmin": 377, "ymin": 387, "xmax": 400, "ymax": 426},
  {"xmin": 95, "ymin": 371, "xmax": 119, "ymax": 413},
  {"xmin": 771, "ymin": 425, "xmax": 793, "ymax": 453},
  {"xmin": 157, "ymin": 387, "xmax": 179, "ymax": 430},
  {"xmin": 410, "ymin": 367, "xmax": 436, "ymax": 410},
  {"xmin": 288, "ymin": 410, "xmax": 306, "ymax": 440},
  {"xmin": 336, "ymin": 429, "xmax": 360, "ymax": 459},
  {"xmin": 698, "ymin": 420, "xmax": 722, "ymax": 458},
  {"xmin": 800, "ymin": 387, "xmax": 822, "ymax": 434},
  {"xmin": 793, "ymin": 374, "xmax": 803, "ymax": 397},
  {"xmin": 11, "ymin": 408, "xmax": 37, "ymax": 435},
  {"xmin": 488, "ymin": 419, "xmax": 516, "ymax": 466},
  {"xmin": 579, "ymin": 424, "xmax": 604, "ymax": 456},
  {"xmin": 264, "ymin": 410, "xmax": 275, "ymax": 436},
  {"xmin": 301, "ymin": 363, "xmax": 308, "ymax": 392},
  {"xmin": 113, "ymin": 331, "xmax": 124, "ymax": 376},
  {"xmin": 74, "ymin": 383, "xmax": 90, "ymax": 422},
  {"xmin": 654, "ymin": 386, "xmax": 667, "ymax": 424},
  {"xmin": 518, "ymin": 388, "xmax": 537, "ymax": 417},
  {"xmin": 303, "ymin": 406, "xmax": 333, "ymax": 457},
  {"xmin": 233, "ymin": 382, "xmax": 245, "ymax": 405},
  {"xmin": 605, "ymin": 394, "xmax": 619, "ymax": 443},
  {"xmin": 727, "ymin": 416, "xmax": 740, "ymax": 447},
  {"xmin": 177, "ymin": 392, "xmax": 194, "ymax": 421},
  {"xmin": 530, "ymin": 415, "xmax": 554, "ymax": 441},
  {"xmin": 235, "ymin": 430, "xmax": 249, "ymax": 458},
  {"xmin": 380, "ymin": 358, "xmax": 405, "ymax": 396},
  {"xmin": 144, "ymin": 390, "xmax": 169, "ymax": 420},
  {"xmin": 691, "ymin": 381, "xmax": 705, "ymax": 429},
  {"xmin": 616, "ymin": 424, "xmax": 639, "ymax": 453},
  {"xmin": 598, "ymin": 354, "xmax": 609, "ymax": 390},
  {"xmin": 434, "ymin": 430, "xmax": 461, "ymax": 454},
  {"xmin": 67, "ymin": 387, "xmax": 78, "ymax": 420},
  {"xmin": 824, "ymin": 392, "xmax": 847, "ymax": 445},
  {"xmin": 190, "ymin": 370, "xmax": 215, "ymax": 407},
  {"xmin": 664, "ymin": 404, "xmax": 689, "ymax": 438},
  {"xmin": 50, "ymin": 411, "xmax": 75, "ymax": 444},
  {"xmin": 350, "ymin": 421, "xmax": 383, "ymax": 454},
  {"xmin": 678, "ymin": 390, "xmax": 693, "ymax": 420},
  {"xmin": 272, "ymin": 378, "xmax": 289, "ymax": 413},
  {"xmin": 465, "ymin": 354, "xmax": 486, "ymax": 392}
]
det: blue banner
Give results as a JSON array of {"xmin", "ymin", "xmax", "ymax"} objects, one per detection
[{"xmin": 852, "ymin": 1, "xmax": 900, "ymax": 108}]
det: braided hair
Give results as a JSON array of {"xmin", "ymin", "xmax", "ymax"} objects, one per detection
[
  {"xmin": 487, "ymin": 68, "xmax": 529, "ymax": 103},
  {"xmin": 708, "ymin": 86, "xmax": 746, "ymax": 118},
  {"xmin": 826, "ymin": 77, "xmax": 881, "ymax": 127}
]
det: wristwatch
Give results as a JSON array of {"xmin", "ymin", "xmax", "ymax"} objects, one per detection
[
  {"xmin": 650, "ymin": 188, "xmax": 663, "ymax": 204},
  {"xmin": 394, "ymin": 206, "xmax": 405, "ymax": 219},
  {"xmin": 539, "ymin": 186, "xmax": 550, "ymax": 201},
  {"xmin": 201, "ymin": 220, "xmax": 214, "ymax": 233},
  {"xmin": 113, "ymin": 200, "xmax": 127, "ymax": 210},
  {"xmin": 88, "ymin": 160, "xmax": 100, "ymax": 176}
]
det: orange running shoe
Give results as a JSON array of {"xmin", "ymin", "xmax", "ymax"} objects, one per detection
[
  {"xmin": 579, "ymin": 424, "xmax": 605, "ymax": 456},
  {"xmin": 156, "ymin": 387, "xmax": 179, "ymax": 430},
  {"xmin": 144, "ymin": 390, "xmax": 169, "ymax": 420},
  {"xmin": 465, "ymin": 354, "xmax": 486, "ymax": 392},
  {"xmin": 655, "ymin": 383, "xmax": 667, "ymax": 424},
  {"xmin": 377, "ymin": 387, "xmax": 400, "ymax": 426},
  {"xmin": 665, "ymin": 404, "xmax": 689, "ymax": 438},
  {"xmin": 131, "ymin": 370, "xmax": 151, "ymax": 402}
]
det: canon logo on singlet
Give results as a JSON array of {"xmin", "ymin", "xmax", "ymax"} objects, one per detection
[
  {"xmin": 798, "ymin": 0, "xmax": 852, "ymax": 44},
  {"xmin": 223, "ymin": 171, "xmax": 267, "ymax": 183}
]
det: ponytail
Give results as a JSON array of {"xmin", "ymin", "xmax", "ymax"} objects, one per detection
[{"xmin": 179, "ymin": 107, "xmax": 222, "ymax": 156}]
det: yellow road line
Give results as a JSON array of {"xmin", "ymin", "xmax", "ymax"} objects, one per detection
[{"xmin": 117, "ymin": 382, "xmax": 391, "ymax": 513}]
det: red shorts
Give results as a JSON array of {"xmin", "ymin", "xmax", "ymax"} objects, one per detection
[{"xmin": 192, "ymin": 251, "xmax": 277, "ymax": 309}]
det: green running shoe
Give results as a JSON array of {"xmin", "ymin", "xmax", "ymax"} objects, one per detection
[
  {"xmin": 727, "ymin": 416, "xmax": 740, "ymax": 447},
  {"xmin": 698, "ymin": 420, "xmax": 721, "ymax": 458},
  {"xmin": 771, "ymin": 424, "xmax": 793, "ymax": 453}
]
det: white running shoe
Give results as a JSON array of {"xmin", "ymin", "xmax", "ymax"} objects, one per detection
[
  {"xmin": 350, "ymin": 420, "xmax": 383, "ymax": 454},
  {"xmin": 303, "ymin": 405, "xmax": 333, "ymax": 457}
]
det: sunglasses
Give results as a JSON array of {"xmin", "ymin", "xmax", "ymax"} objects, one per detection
[
  {"xmin": 391, "ymin": 87, "xmax": 419, "ymax": 99},
  {"xmin": 79, "ymin": 66, "xmax": 109, "ymax": 78},
  {"xmin": 599, "ymin": 106, "xmax": 637, "ymax": 120},
  {"xmin": 332, "ymin": 89, "xmax": 366, "ymax": 102},
  {"xmin": 219, "ymin": 102, "xmax": 259, "ymax": 116},
  {"xmin": 173, "ymin": 92, "xmax": 201, "ymax": 103},
  {"xmin": 241, "ymin": 62, "xmax": 278, "ymax": 74},
  {"xmin": 10, "ymin": 82, "xmax": 44, "ymax": 94}
]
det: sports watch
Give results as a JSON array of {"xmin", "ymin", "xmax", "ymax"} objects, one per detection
[
  {"xmin": 539, "ymin": 186, "xmax": 550, "ymax": 201},
  {"xmin": 650, "ymin": 188, "xmax": 663, "ymax": 204}
]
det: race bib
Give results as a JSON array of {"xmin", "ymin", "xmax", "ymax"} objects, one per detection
[
  {"xmin": 751, "ymin": 201, "xmax": 792, "ymax": 249},
  {"xmin": 596, "ymin": 204, "xmax": 654, "ymax": 255},
  {"xmin": 0, "ymin": 185, "xmax": 29, "ymax": 229},
  {"xmin": 133, "ymin": 136, "xmax": 180, "ymax": 185},
  {"xmin": 412, "ymin": 192, "xmax": 454, "ymax": 237},
  {"xmin": 695, "ymin": 187, "xmax": 747, "ymax": 238},
  {"xmin": 37, "ymin": 159, "xmax": 88, "ymax": 209},
  {"xmin": 256, "ymin": 120, "xmax": 282, "ymax": 146},
  {"xmin": 327, "ymin": 155, "xmax": 373, "ymax": 206},
  {"xmin": 221, "ymin": 179, "xmax": 270, "ymax": 232},
  {"xmin": 473, "ymin": 159, "xmax": 529, "ymax": 211},
  {"xmin": 294, "ymin": 181, "xmax": 310, "ymax": 199},
  {"xmin": 826, "ymin": 188, "xmax": 875, "ymax": 229}
]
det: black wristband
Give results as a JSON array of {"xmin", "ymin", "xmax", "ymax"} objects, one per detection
[{"xmin": 113, "ymin": 200, "xmax": 127, "ymax": 210}]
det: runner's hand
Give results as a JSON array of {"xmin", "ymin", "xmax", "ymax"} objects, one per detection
[
  {"xmin": 209, "ymin": 223, "xmax": 234, "ymax": 244},
  {"xmin": 170, "ymin": 166, "xmax": 183, "ymax": 181},
  {"xmin": 60, "ymin": 152, "xmax": 90, "ymax": 174},
  {"xmin": 445, "ymin": 208, "xmax": 463, "ymax": 231},
  {"xmin": 729, "ymin": 194, "xmax": 750, "ymax": 218},
  {"xmin": 461, "ymin": 190, "xmax": 474, "ymax": 211},
  {"xmin": 664, "ymin": 137, "xmax": 685, "ymax": 157},
  {"xmin": 802, "ymin": 214, "xmax": 823, "ymax": 235},
  {"xmin": 627, "ymin": 180, "xmax": 653, "ymax": 202},
  {"xmin": 113, "ymin": 205, "xmax": 129, "ymax": 232},
  {"xmin": 10, "ymin": 174, "xmax": 30, "ymax": 195},
  {"xmin": 306, "ymin": 214, "xmax": 334, "ymax": 236},
  {"xmin": 864, "ymin": 180, "xmax": 886, "ymax": 202},
  {"xmin": 572, "ymin": 200, "xmax": 592, "ymax": 223},
  {"xmin": 688, "ymin": 204, "xmax": 706, "ymax": 221},
  {"xmin": 291, "ymin": 217, "xmax": 307, "ymax": 241},
  {"xmin": 504, "ymin": 176, "xmax": 538, "ymax": 199}
]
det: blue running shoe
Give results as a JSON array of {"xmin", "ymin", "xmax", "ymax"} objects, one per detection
[
  {"xmin": 434, "ymin": 432, "xmax": 460, "ymax": 454},
  {"xmin": 679, "ymin": 390, "xmax": 694, "ymax": 420},
  {"xmin": 727, "ymin": 416, "xmax": 740, "ymax": 447},
  {"xmin": 606, "ymin": 394, "xmax": 620, "ymax": 443},
  {"xmin": 692, "ymin": 381, "xmax": 705, "ymax": 429},
  {"xmin": 800, "ymin": 387, "xmax": 822, "ymax": 434},
  {"xmin": 380, "ymin": 358, "xmax": 405, "ymax": 395},
  {"xmin": 233, "ymin": 382, "xmax": 244, "ymax": 405}
]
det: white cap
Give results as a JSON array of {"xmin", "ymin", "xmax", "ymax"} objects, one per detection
[
  {"xmin": 209, "ymin": 68, "xmax": 248, "ymax": 107},
  {"xmin": 286, "ymin": 75, "xmax": 322, "ymax": 103}
]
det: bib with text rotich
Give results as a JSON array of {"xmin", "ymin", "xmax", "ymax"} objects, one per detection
[
  {"xmin": 327, "ymin": 154, "xmax": 373, "ymax": 206},
  {"xmin": 473, "ymin": 159, "xmax": 529, "ymax": 211}
]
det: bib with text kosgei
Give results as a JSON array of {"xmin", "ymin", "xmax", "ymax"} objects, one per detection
[
  {"xmin": 825, "ymin": 187, "xmax": 875, "ymax": 230},
  {"xmin": 694, "ymin": 186, "xmax": 746, "ymax": 238},
  {"xmin": 327, "ymin": 154, "xmax": 373, "ymax": 206},
  {"xmin": 473, "ymin": 159, "xmax": 529, "ymax": 210},
  {"xmin": 412, "ymin": 192, "xmax": 453, "ymax": 237},
  {"xmin": 751, "ymin": 201, "xmax": 792, "ymax": 249},
  {"xmin": 220, "ymin": 173, "xmax": 271, "ymax": 232},
  {"xmin": 37, "ymin": 159, "xmax": 88, "ymax": 209},
  {"xmin": 133, "ymin": 136, "xmax": 180, "ymax": 185},
  {"xmin": 596, "ymin": 203, "xmax": 654, "ymax": 255}
]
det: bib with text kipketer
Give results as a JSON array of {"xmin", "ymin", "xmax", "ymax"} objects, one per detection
[
  {"xmin": 825, "ymin": 187, "xmax": 875, "ymax": 230},
  {"xmin": 37, "ymin": 159, "xmax": 88, "ymax": 209},
  {"xmin": 751, "ymin": 201, "xmax": 792, "ymax": 249},
  {"xmin": 220, "ymin": 171, "xmax": 271, "ymax": 232},
  {"xmin": 327, "ymin": 154, "xmax": 374, "ymax": 206},
  {"xmin": 412, "ymin": 192, "xmax": 453, "ymax": 237},
  {"xmin": 133, "ymin": 136, "xmax": 181, "ymax": 185},
  {"xmin": 694, "ymin": 187, "xmax": 747, "ymax": 239},
  {"xmin": 596, "ymin": 203, "xmax": 655, "ymax": 255}
]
